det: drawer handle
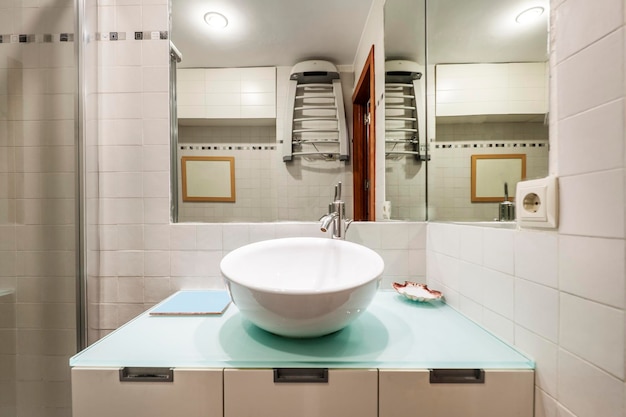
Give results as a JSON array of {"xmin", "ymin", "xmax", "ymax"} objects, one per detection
[
  {"xmin": 429, "ymin": 369, "xmax": 485, "ymax": 384},
  {"xmin": 119, "ymin": 367, "xmax": 174, "ymax": 383},
  {"xmin": 273, "ymin": 368, "xmax": 329, "ymax": 383}
]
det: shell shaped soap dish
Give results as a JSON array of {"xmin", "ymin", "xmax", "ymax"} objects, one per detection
[{"xmin": 393, "ymin": 281, "xmax": 443, "ymax": 302}]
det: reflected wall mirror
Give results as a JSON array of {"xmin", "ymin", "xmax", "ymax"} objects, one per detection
[{"xmin": 425, "ymin": 0, "xmax": 549, "ymax": 222}]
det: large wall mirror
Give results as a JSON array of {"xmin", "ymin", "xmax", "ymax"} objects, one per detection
[
  {"xmin": 425, "ymin": 0, "xmax": 550, "ymax": 222},
  {"xmin": 170, "ymin": 0, "xmax": 549, "ymax": 224},
  {"xmin": 170, "ymin": 0, "xmax": 375, "ymax": 223}
]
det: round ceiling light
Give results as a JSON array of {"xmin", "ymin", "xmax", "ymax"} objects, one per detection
[
  {"xmin": 515, "ymin": 6, "xmax": 545, "ymax": 24},
  {"xmin": 204, "ymin": 12, "xmax": 228, "ymax": 29}
]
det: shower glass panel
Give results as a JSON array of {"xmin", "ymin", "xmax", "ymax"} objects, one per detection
[{"xmin": 0, "ymin": 0, "xmax": 79, "ymax": 415}]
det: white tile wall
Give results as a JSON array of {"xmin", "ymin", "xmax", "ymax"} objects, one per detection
[{"xmin": 427, "ymin": 3, "xmax": 626, "ymax": 417}]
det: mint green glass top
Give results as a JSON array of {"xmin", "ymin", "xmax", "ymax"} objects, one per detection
[{"xmin": 70, "ymin": 291, "xmax": 533, "ymax": 369}]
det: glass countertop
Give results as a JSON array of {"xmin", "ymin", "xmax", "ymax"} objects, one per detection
[{"xmin": 70, "ymin": 291, "xmax": 533, "ymax": 370}]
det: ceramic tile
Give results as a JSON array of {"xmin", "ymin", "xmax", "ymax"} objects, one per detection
[
  {"xmin": 427, "ymin": 222, "xmax": 460, "ymax": 257},
  {"xmin": 427, "ymin": 251, "xmax": 460, "ymax": 292},
  {"xmin": 554, "ymin": 0, "xmax": 623, "ymax": 62},
  {"xmin": 515, "ymin": 278, "xmax": 559, "ymax": 343},
  {"xmin": 459, "ymin": 225, "xmax": 483, "ymax": 264},
  {"xmin": 558, "ymin": 349, "xmax": 624, "ymax": 417},
  {"xmin": 481, "ymin": 308, "xmax": 514, "ymax": 345},
  {"xmin": 559, "ymin": 235, "xmax": 625, "ymax": 308},
  {"xmin": 141, "ymin": 4, "xmax": 168, "ymax": 29},
  {"xmin": 483, "ymin": 228, "xmax": 515, "ymax": 275},
  {"xmin": 169, "ymin": 225, "xmax": 196, "ymax": 250},
  {"xmin": 459, "ymin": 295, "xmax": 483, "ymax": 324},
  {"xmin": 559, "ymin": 170, "xmax": 625, "ymax": 239},
  {"xmin": 141, "ymin": 92, "xmax": 169, "ymax": 118},
  {"xmin": 196, "ymin": 224, "xmax": 224, "ymax": 250},
  {"xmin": 170, "ymin": 251, "xmax": 199, "ymax": 277},
  {"xmin": 515, "ymin": 325, "xmax": 558, "ymax": 396},
  {"xmin": 100, "ymin": 119, "xmax": 142, "ymax": 146},
  {"xmin": 346, "ymin": 222, "xmax": 382, "ymax": 249},
  {"xmin": 556, "ymin": 29, "xmax": 623, "ymax": 119},
  {"xmin": 116, "ymin": 225, "xmax": 143, "ymax": 250},
  {"xmin": 222, "ymin": 224, "xmax": 251, "ymax": 250},
  {"xmin": 143, "ymin": 251, "xmax": 170, "ymax": 277},
  {"xmin": 378, "ymin": 249, "xmax": 410, "ymax": 277},
  {"xmin": 457, "ymin": 260, "xmax": 484, "ymax": 304},
  {"xmin": 143, "ymin": 172, "xmax": 169, "ymax": 198},
  {"xmin": 481, "ymin": 268, "xmax": 514, "ymax": 319},
  {"xmin": 380, "ymin": 222, "xmax": 410, "ymax": 249},
  {"xmin": 534, "ymin": 388, "xmax": 558, "ymax": 417},
  {"xmin": 515, "ymin": 230, "xmax": 558, "ymax": 288},
  {"xmin": 142, "ymin": 67, "xmax": 168, "ymax": 93},
  {"xmin": 558, "ymin": 100, "xmax": 623, "ymax": 176},
  {"xmin": 117, "ymin": 277, "xmax": 144, "ymax": 303},
  {"xmin": 143, "ymin": 197, "xmax": 169, "ymax": 224},
  {"xmin": 116, "ymin": 251, "xmax": 144, "ymax": 276},
  {"xmin": 560, "ymin": 293, "xmax": 624, "ymax": 379}
]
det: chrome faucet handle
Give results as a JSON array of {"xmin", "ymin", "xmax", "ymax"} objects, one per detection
[{"xmin": 334, "ymin": 181, "xmax": 342, "ymax": 201}]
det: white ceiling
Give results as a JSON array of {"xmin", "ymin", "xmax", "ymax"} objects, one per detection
[
  {"xmin": 171, "ymin": 0, "xmax": 549, "ymax": 70},
  {"xmin": 171, "ymin": 0, "xmax": 374, "ymax": 69}
]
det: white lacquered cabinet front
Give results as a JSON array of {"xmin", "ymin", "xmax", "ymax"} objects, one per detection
[
  {"xmin": 379, "ymin": 369, "xmax": 534, "ymax": 417},
  {"xmin": 224, "ymin": 368, "xmax": 378, "ymax": 417},
  {"xmin": 71, "ymin": 367, "xmax": 223, "ymax": 417}
]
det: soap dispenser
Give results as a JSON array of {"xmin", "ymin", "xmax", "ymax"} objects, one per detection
[{"xmin": 498, "ymin": 182, "xmax": 515, "ymax": 221}]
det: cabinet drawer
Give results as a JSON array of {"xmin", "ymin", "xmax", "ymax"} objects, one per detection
[
  {"xmin": 224, "ymin": 368, "xmax": 377, "ymax": 417},
  {"xmin": 379, "ymin": 369, "xmax": 534, "ymax": 417},
  {"xmin": 71, "ymin": 367, "xmax": 223, "ymax": 417}
]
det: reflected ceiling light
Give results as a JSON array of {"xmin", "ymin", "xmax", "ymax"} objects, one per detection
[
  {"xmin": 204, "ymin": 12, "xmax": 228, "ymax": 29},
  {"xmin": 515, "ymin": 6, "xmax": 545, "ymax": 24}
]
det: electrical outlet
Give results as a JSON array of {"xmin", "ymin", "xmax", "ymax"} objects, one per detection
[{"xmin": 516, "ymin": 176, "xmax": 558, "ymax": 229}]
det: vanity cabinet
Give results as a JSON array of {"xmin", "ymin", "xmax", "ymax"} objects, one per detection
[
  {"xmin": 379, "ymin": 369, "xmax": 534, "ymax": 417},
  {"xmin": 224, "ymin": 368, "xmax": 378, "ymax": 417},
  {"xmin": 69, "ymin": 292, "xmax": 535, "ymax": 417},
  {"xmin": 177, "ymin": 67, "xmax": 276, "ymax": 121},
  {"xmin": 71, "ymin": 367, "xmax": 223, "ymax": 417}
]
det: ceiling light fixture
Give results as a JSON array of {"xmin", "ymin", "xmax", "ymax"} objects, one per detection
[
  {"xmin": 204, "ymin": 12, "xmax": 228, "ymax": 29},
  {"xmin": 515, "ymin": 6, "xmax": 545, "ymax": 24}
]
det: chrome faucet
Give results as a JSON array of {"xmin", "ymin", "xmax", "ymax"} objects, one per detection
[{"xmin": 319, "ymin": 182, "xmax": 352, "ymax": 239}]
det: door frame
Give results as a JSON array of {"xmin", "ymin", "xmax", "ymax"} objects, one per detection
[{"xmin": 352, "ymin": 45, "xmax": 376, "ymax": 221}]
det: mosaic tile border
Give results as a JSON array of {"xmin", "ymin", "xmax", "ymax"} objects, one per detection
[
  {"xmin": 180, "ymin": 145, "xmax": 277, "ymax": 151},
  {"xmin": 0, "ymin": 33, "xmax": 74, "ymax": 43},
  {"xmin": 96, "ymin": 31, "xmax": 169, "ymax": 41},
  {"xmin": 433, "ymin": 141, "xmax": 548, "ymax": 150}
]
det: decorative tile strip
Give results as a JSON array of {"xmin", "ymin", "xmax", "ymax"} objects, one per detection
[
  {"xmin": 96, "ymin": 31, "xmax": 168, "ymax": 41},
  {"xmin": 433, "ymin": 141, "xmax": 548, "ymax": 150},
  {"xmin": 180, "ymin": 145, "xmax": 276, "ymax": 151},
  {"xmin": 0, "ymin": 33, "xmax": 74, "ymax": 43}
]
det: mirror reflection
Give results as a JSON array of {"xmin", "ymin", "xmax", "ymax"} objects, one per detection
[
  {"xmin": 170, "ymin": 0, "xmax": 374, "ymax": 223},
  {"xmin": 383, "ymin": 0, "xmax": 427, "ymax": 221},
  {"xmin": 425, "ymin": 0, "xmax": 550, "ymax": 222}
]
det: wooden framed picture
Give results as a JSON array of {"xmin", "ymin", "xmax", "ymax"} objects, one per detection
[
  {"xmin": 181, "ymin": 156, "xmax": 236, "ymax": 202},
  {"xmin": 471, "ymin": 154, "xmax": 526, "ymax": 202}
]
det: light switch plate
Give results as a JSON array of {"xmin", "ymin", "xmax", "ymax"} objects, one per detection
[{"xmin": 516, "ymin": 176, "xmax": 558, "ymax": 228}]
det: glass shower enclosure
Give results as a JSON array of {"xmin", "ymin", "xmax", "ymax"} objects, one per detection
[{"xmin": 0, "ymin": 0, "xmax": 84, "ymax": 415}]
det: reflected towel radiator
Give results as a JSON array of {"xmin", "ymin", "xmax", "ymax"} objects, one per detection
[
  {"xmin": 385, "ymin": 60, "xmax": 426, "ymax": 161},
  {"xmin": 283, "ymin": 60, "xmax": 349, "ymax": 162}
]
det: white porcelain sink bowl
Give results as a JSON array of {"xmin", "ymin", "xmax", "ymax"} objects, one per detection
[{"xmin": 220, "ymin": 237, "xmax": 384, "ymax": 338}]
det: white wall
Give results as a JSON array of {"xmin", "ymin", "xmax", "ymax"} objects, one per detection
[{"xmin": 427, "ymin": 1, "xmax": 626, "ymax": 416}]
